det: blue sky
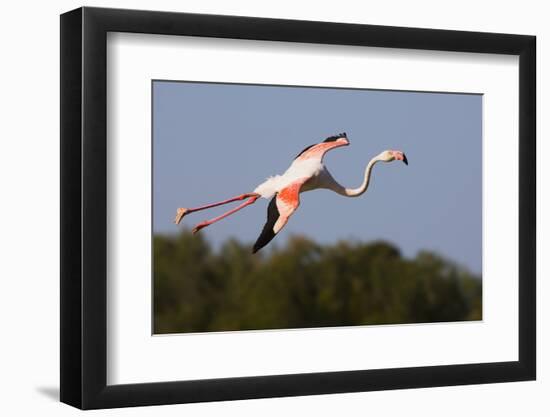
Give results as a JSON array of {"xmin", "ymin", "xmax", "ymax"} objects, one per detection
[{"xmin": 153, "ymin": 81, "xmax": 482, "ymax": 273}]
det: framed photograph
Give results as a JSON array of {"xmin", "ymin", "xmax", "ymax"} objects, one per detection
[{"xmin": 60, "ymin": 6, "xmax": 536, "ymax": 409}]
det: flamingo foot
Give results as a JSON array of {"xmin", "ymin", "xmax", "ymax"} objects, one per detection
[
  {"xmin": 192, "ymin": 221, "xmax": 209, "ymax": 234},
  {"xmin": 174, "ymin": 208, "xmax": 190, "ymax": 225}
]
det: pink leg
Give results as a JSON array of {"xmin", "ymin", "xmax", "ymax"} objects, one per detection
[
  {"xmin": 174, "ymin": 193, "xmax": 259, "ymax": 224},
  {"xmin": 192, "ymin": 195, "xmax": 260, "ymax": 234}
]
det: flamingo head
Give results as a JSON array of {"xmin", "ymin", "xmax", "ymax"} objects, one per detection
[{"xmin": 379, "ymin": 150, "xmax": 408, "ymax": 165}]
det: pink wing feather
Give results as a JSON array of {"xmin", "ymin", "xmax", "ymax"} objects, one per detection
[{"xmin": 252, "ymin": 177, "xmax": 308, "ymax": 253}]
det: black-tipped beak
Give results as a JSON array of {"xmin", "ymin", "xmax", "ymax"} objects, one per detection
[{"xmin": 402, "ymin": 154, "xmax": 408, "ymax": 165}]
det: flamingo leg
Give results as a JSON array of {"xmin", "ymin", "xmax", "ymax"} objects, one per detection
[
  {"xmin": 191, "ymin": 195, "xmax": 260, "ymax": 234},
  {"xmin": 174, "ymin": 193, "xmax": 259, "ymax": 224}
]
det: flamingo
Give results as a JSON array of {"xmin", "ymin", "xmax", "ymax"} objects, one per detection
[{"xmin": 174, "ymin": 133, "xmax": 408, "ymax": 253}]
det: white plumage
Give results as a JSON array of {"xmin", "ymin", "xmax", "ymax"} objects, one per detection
[{"xmin": 253, "ymin": 158, "xmax": 324, "ymax": 198}]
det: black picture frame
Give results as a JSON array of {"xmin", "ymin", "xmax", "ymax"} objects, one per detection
[{"xmin": 60, "ymin": 6, "xmax": 536, "ymax": 410}]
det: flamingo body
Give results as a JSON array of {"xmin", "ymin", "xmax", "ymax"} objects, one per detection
[
  {"xmin": 253, "ymin": 158, "xmax": 323, "ymax": 198},
  {"xmin": 254, "ymin": 133, "xmax": 351, "ymax": 197}
]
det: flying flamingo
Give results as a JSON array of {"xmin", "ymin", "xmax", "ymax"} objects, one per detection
[{"xmin": 174, "ymin": 133, "xmax": 408, "ymax": 253}]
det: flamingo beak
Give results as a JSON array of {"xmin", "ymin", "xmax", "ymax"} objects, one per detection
[{"xmin": 392, "ymin": 151, "xmax": 408, "ymax": 165}]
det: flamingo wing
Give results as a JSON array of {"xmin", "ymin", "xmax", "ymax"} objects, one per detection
[
  {"xmin": 294, "ymin": 132, "xmax": 348, "ymax": 161},
  {"xmin": 252, "ymin": 178, "xmax": 308, "ymax": 253}
]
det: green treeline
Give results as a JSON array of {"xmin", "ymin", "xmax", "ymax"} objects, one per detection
[{"xmin": 154, "ymin": 231, "xmax": 482, "ymax": 334}]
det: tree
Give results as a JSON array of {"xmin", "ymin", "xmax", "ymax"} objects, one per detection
[{"xmin": 154, "ymin": 231, "xmax": 482, "ymax": 334}]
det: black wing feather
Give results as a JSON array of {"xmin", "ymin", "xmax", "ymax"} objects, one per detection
[
  {"xmin": 323, "ymin": 132, "xmax": 347, "ymax": 142},
  {"xmin": 252, "ymin": 195, "xmax": 280, "ymax": 253}
]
